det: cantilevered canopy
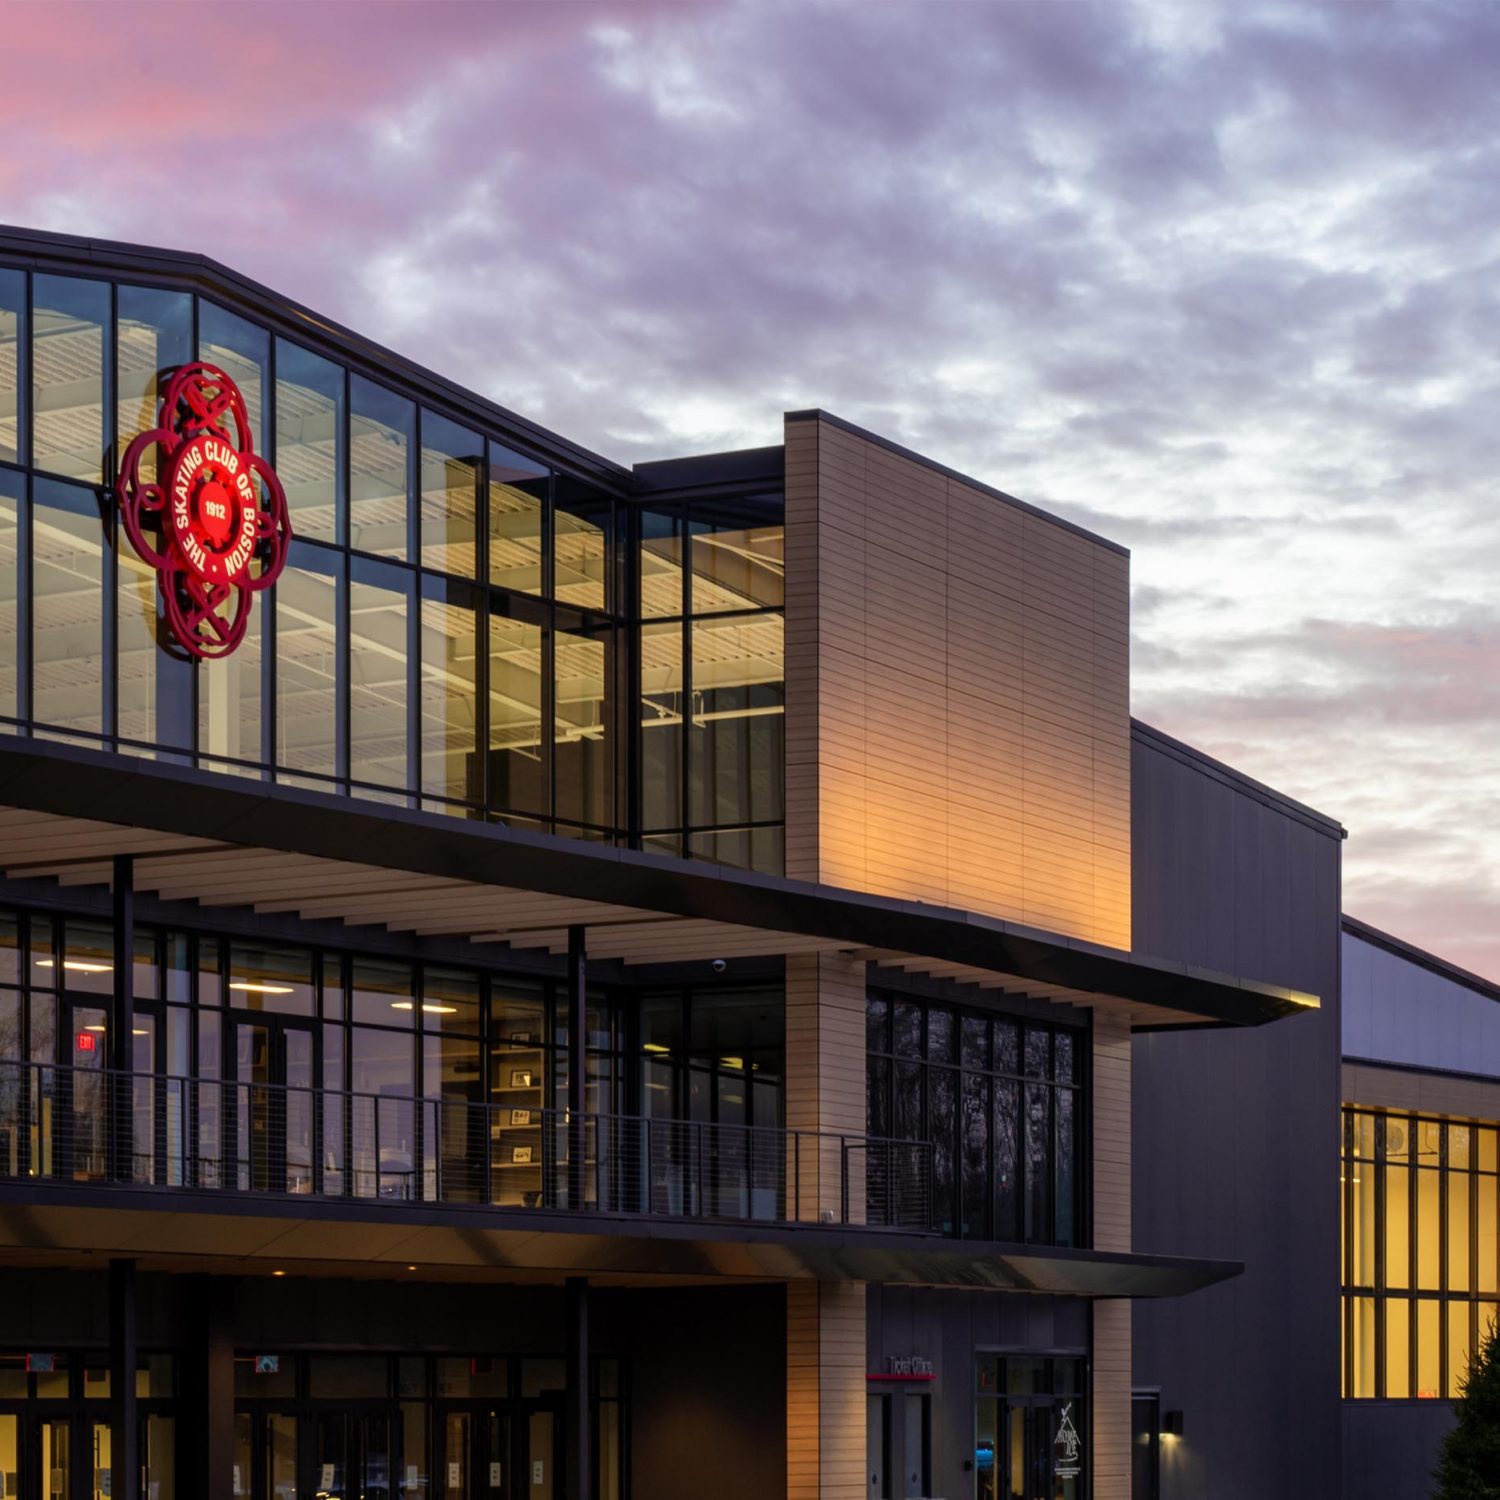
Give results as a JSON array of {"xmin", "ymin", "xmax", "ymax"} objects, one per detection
[
  {"xmin": 0, "ymin": 1184, "xmax": 1240, "ymax": 1299},
  {"xmin": 0, "ymin": 738, "xmax": 1318, "ymax": 1027}
]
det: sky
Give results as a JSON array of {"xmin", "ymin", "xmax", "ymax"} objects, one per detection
[{"xmin": 5, "ymin": 0, "xmax": 1499, "ymax": 978}]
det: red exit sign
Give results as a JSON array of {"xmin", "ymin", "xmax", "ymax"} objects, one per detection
[{"xmin": 75, "ymin": 1032, "xmax": 96, "ymax": 1053}]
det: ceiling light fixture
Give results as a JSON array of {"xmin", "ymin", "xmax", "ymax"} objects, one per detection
[{"xmin": 229, "ymin": 982, "xmax": 296, "ymax": 995}]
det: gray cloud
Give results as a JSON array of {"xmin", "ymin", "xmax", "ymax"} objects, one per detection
[{"xmin": 8, "ymin": 0, "xmax": 1500, "ymax": 974}]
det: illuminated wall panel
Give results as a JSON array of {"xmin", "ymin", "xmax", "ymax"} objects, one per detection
[{"xmin": 784, "ymin": 413, "xmax": 1131, "ymax": 949}]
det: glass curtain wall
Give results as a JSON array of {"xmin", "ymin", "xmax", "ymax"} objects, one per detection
[
  {"xmin": 1343, "ymin": 1107, "xmax": 1500, "ymax": 1399},
  {"xmin": 639, "ymin": 494, "xmax": 784, "ymax": 872},
  {"xmin": 866, "ymin": 995, "xmax": 1083, "ymax": 1243},
  {"xmin": 0, "ymin": 267, "xmax": 620, "ymax": 842}
]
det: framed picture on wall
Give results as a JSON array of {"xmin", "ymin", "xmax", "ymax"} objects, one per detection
[
  {"xmin": 511, "ymin": 1146, "xmax": 533, "ymax": 1165},
  {"xmin": 509, "ymin": 1109, "xmax": 532, "ymax": 1126},
  {"xmin": 509, "ymin": 1069, "xmax": 533, "ymax": 1089}
]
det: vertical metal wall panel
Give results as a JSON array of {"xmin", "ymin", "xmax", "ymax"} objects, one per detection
[
  {"xmin": 1129, "ymin": 723, "xmax": 1344, "ymax": 1500},
  {"xmin": 781, "ymin": 413, "xmax": 1131, "ymax": 950}
]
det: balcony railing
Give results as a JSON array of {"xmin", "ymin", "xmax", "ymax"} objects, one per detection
[{"xmin": 0, "ymin": 1059, "xmax": 934, "ymax": 1232}]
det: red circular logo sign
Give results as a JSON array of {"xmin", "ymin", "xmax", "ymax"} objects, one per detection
[{"xmin": 115, "ymin": 363, "xmax": 292, "ymax": 659}]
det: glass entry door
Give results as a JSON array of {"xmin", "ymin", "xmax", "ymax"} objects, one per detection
[
  {"xmin": 61, "ymin": 1003, "xmax": 109, "ymax": 1182},
  {"xmin": 311, "ymin": 1411, "xmax": 394, "ymax": 1500},
  {"xmin": 232, "ymin": 1018, "xmax": 317, "ymax": 1193},
  {"xmin": 998, "ymin": 1402, "xmax": 1082, "ymax": 1500},
  {"xmin": 233, "ymin": 1412, "xmax": 297, "ymax": 1500},
  {"xmin": 521, "ymin": 1408, "xmax": 558, "ymax": 1500},
  {"xmin": 436, "ymin": 1406, "xmax": 523, "ymax": 1500}
]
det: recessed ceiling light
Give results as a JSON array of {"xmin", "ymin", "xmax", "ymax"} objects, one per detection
[
  {"xmin": 229, "ymin": 982, "xmax": 296, "ymax": 995},
  {"xmin": 271, "ymin": 1270, "xmax": 286, "ymax": 1278}
]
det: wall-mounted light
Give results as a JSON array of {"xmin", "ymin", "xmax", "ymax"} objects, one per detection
[{"xmin": 1163, "ymin": 1410, "xmax": 1184, "ymax": 1439}]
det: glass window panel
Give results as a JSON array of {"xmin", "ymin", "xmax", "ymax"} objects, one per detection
[
  {"xmin": 350, "ymin": 1028, "xmax": 416, "ymax": 1191},
  {"xmin": 32, "ymin": 477, "xmax": 105, "ymax": 736},
  {"xmin": 0, "ymin": 988, "xmax": 18, "ymax": 1059},
  {"xmin": 1055, "ymin": 1087, "xmax": 1076, "ymax": 1246},
  {"xmin": 1348, "ymin": 1295, "xmax": 1376, "ymax": 1399},
  {"xmin": 1024, "ymin": 1081, "xmax": 1049, "ymax": 1241},
  {"xmin": 1054, "ymin": 1031, "xmax": 1076, "ymax": 1085},
  {"xmin": 554, "ymin": 477, "xmax": 609, "ymax": 611},
  {"xmin": 1386, "ymin": 1163, "xmax": 1410, "ymax": 1289},
  {"xmin": 0, "ymin": 912, "xmax": 16, "ymax": 988},
  {"xmin": 353, "ymin": 959, "xmax": 415, "ymax": 1028},
  {"xmin": 1481, "ymin": 1302, "xmax": 1500, "ymax": 1352},
  {"xmin": 893, "ymin": 1003, "xmax": 922, "ymax": 1059},
  {"xmin": 488, "ymin": 442, "xmax": 546, "ymax": 596},
  {"xmin": 198, "ymin": 599, "xmax": 264, "ymax": 772},
  {"xmin": 275, "ymin": 339, "xmax": 344, "ymax": 543},
  {"xmin": 1416, "ymin": 1298, "xmax": 1441, "ymax": 1398},
  {"xmin": 1349, "ymin": 1111, "xmax": 1376, "ymax": 1160},
  {"xmin": 227, "ymin": 945, "xmax": 314, "ymax": 1016},
  {"xmin": 994, "ymin": 1021, "xmax": 1019, "ymax": 1075},
  {"xmin": 1451, "ymin": 1124, "xmax": 1473, "ymax": 1170},
  {"xmin": 929, "ymin": 1066, "xmax": 955, "ymax": 1233},
  {"xmin": 1383, "ymin": 1114, "xmax": 1410, "ymax": 1163},
  {"xmin": 640, "ymin": 509, "xmax": 684, "ymax": 619},
  {"xmin": 0, "ymin": 473, "xmax": 19, "ymax": 718},
  {"xmin": 1451, "ymin": 1171, "xmax": 1472, "ymax": 1292},
  {"xmin": 58, "ymin": 919, "xmax": 113, "ymax": 995},
  {"xmin": 960, "ymin": 1069, "xmax": 988, "ymax": 1237},
  {"xmin": 1386, "ymin": 1296, "xmax": 1410, "ymax": 1398},
  {"xmin": 309, "ymin": 1356, "xmax": 388, "ymax": 1399},
  {"xmin": 488, "ymin": 604, "xmax": 546, "ymax": 817},
  {"xmin": 1417, "ymin": 1117, "xmax": 1442, "ymax": 1165},
  {"xmin": 687, "ymin": 611, "xmax": 783, "ymax": 832},
  {"xmin": 640, "ymin": 620, "xmax": 682, "ymax": 830},
  {"xmin": 350, "ymin": 559, "xmax": 411, "ymax": 791},
  {"xmin": 926, "ymin": 1010, "xmax": 954, "ymax": 1064},
  {"xmin": 1449, "ymin": 1300, "xmax": 1472, "ymax": 1399},
  {"xmin": 198, "ymin": 302, "xmax": 268, "ymax": 448},
  {"xmin": 867, "ymin": 996, "xmax": 890, "ymax": 1054},
  {"xmin": 32, "ymin": 274, "xmax": 107, "ymax": 483},
  {"xmin": 1480, "ymin": 1173, "xmax": 1498, "ymax": 1295},
  {"xmin": 555, "ymin": 621, "xmax": 610, "ymax": 828},
  {"xmin": 422, "ymin": 968, "xmax": 481, "ymax": 1034},
  {"xmin": 350, "ymin": 375, "xmax": 412, "ymax": 558},
  {"xmin": 419, "ymin": 578, "xmax": 478, "ymax": 805},
  {"xmin": 276, "ymin": 544, "xmax": 340, "ymax": 780},
  {"xmin": 118, "ymin": 545, "xmax": 171, "ymax": 750},
  {"xmin": 117, "ymin": 285, "xmax": 192, "ymax": 484},
  {"xmin": 960, "ymin": 1014, "xmax": 988, "ymax": 1071},
  {"xmin": 1348, "ymin": 1152, "xmax": 1376, "ymax": 1287},
  {"xmin": 419, "ymin": 412, "xmax": 480, "ymax": 575},
  {"xmin": 867, "ymin": 1054, "xmax": 889, "ymax": 1137},
  {"xmin": 0, "ymin": 267, "xmax": 22, "ymax": 462},
  {"xmin": 688, "ymin": 496, "xmax": 784, "ymax": 614},
  {"xmin": 1417, "ymin": 1169, "xmax": 1441, "ymax": 1290},
  {"xmin": 1024, "ymin": 1028, "xmax": 1050, "ymax": 1080},
  {"xmin": 1480, "ymin": 1128, "xmax": 1498, "ymax": 1174}
]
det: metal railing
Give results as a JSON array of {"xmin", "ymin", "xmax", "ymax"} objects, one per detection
[{"xmin": 0, "ymin": 1058, "xmax": 934, "ymax": 1232}]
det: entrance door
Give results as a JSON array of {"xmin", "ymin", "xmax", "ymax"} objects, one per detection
[
  {"xmin": 232, "ymin": 1018, "xmax": 317, "ymax": 1194},
  {"xmin": 35, "ymin": 1416, "xmax": 69, "ymax": 1500},
  {"xmin": 518, "ymin": 1406, "xmax": 561, "ymax": 1500},
  {"xmin": 310, "ymin": 1411, "xmax": 395, "ymax": 1500},
  {"xmin": 234, "ymin": 1412, "xmax": 297, "ymax": 1500},
  {"xmin": 437, "ymin": 1407, "xmax": 519, "ymax": 1500},
  {"xmin": 1001, "ymin": 1402, "xmax": 1082, "ymax": 1500}
]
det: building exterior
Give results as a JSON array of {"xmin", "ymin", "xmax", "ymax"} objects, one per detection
[{"xmin": 1, "ymin": 220, "xmax": 1484, "ymax": 1500}]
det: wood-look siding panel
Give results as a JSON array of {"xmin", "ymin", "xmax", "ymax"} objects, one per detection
[
  {"xmin": 1093, "ymin": 1299, "xmax": 1132, "ymax": 1500},
  {"xmin": 784, "ymin": 415, "xmax": 1131, "ymax": 948}
]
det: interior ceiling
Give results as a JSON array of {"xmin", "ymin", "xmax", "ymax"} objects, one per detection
[{"xmin": 0, "ymin": 807, "xmax": 1207, "ymax": 1026}]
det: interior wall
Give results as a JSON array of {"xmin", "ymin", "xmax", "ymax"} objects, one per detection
[
  {"xmin": 783, "ymin": 412, "xmax": 1131, "ymax": 949},
  {"xmin": 1129, "ymin": 723, "xmax": 1344, "ymax": 1500}
]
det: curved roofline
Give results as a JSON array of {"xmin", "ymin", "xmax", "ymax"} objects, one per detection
[{"xmin": 0, "ymin": 222, "xmax": 630, "ymax": 491}]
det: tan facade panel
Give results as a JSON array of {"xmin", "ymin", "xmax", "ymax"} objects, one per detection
[{"xmin": 783, "ymin": 414, "xmax": 1131, "ymax": 949}]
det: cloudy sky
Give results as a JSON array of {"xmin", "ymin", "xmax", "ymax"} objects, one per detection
[{"xmin": 5, "ymin": 0, "xmax": 1498, "ymax": 977}]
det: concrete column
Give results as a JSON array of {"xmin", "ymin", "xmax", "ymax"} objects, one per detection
[
  {"xmin": 787, "ymin": 1281, "xmax": 866, "ymax": 1500},
  {"xmin": 784, "ymin": 953, "xmax": 868, "ymax": 1499},
  {"xmin": 109, "ymin": 1258, "xmax": 137, "ymax": 1500},
  {"xmin": 1092, "ymin": 1008, "xmax": 1134, "ymax": 1499}
]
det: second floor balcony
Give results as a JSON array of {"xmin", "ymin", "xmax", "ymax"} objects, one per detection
[{"xmin": 0, "ymin": 1057, "xmax": 933, "ymax": 1233}]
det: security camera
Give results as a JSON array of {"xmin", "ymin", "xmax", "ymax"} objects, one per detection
[{"xmin": 711, "ymin": 958, "xmax": 728, "ymax": 974}]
